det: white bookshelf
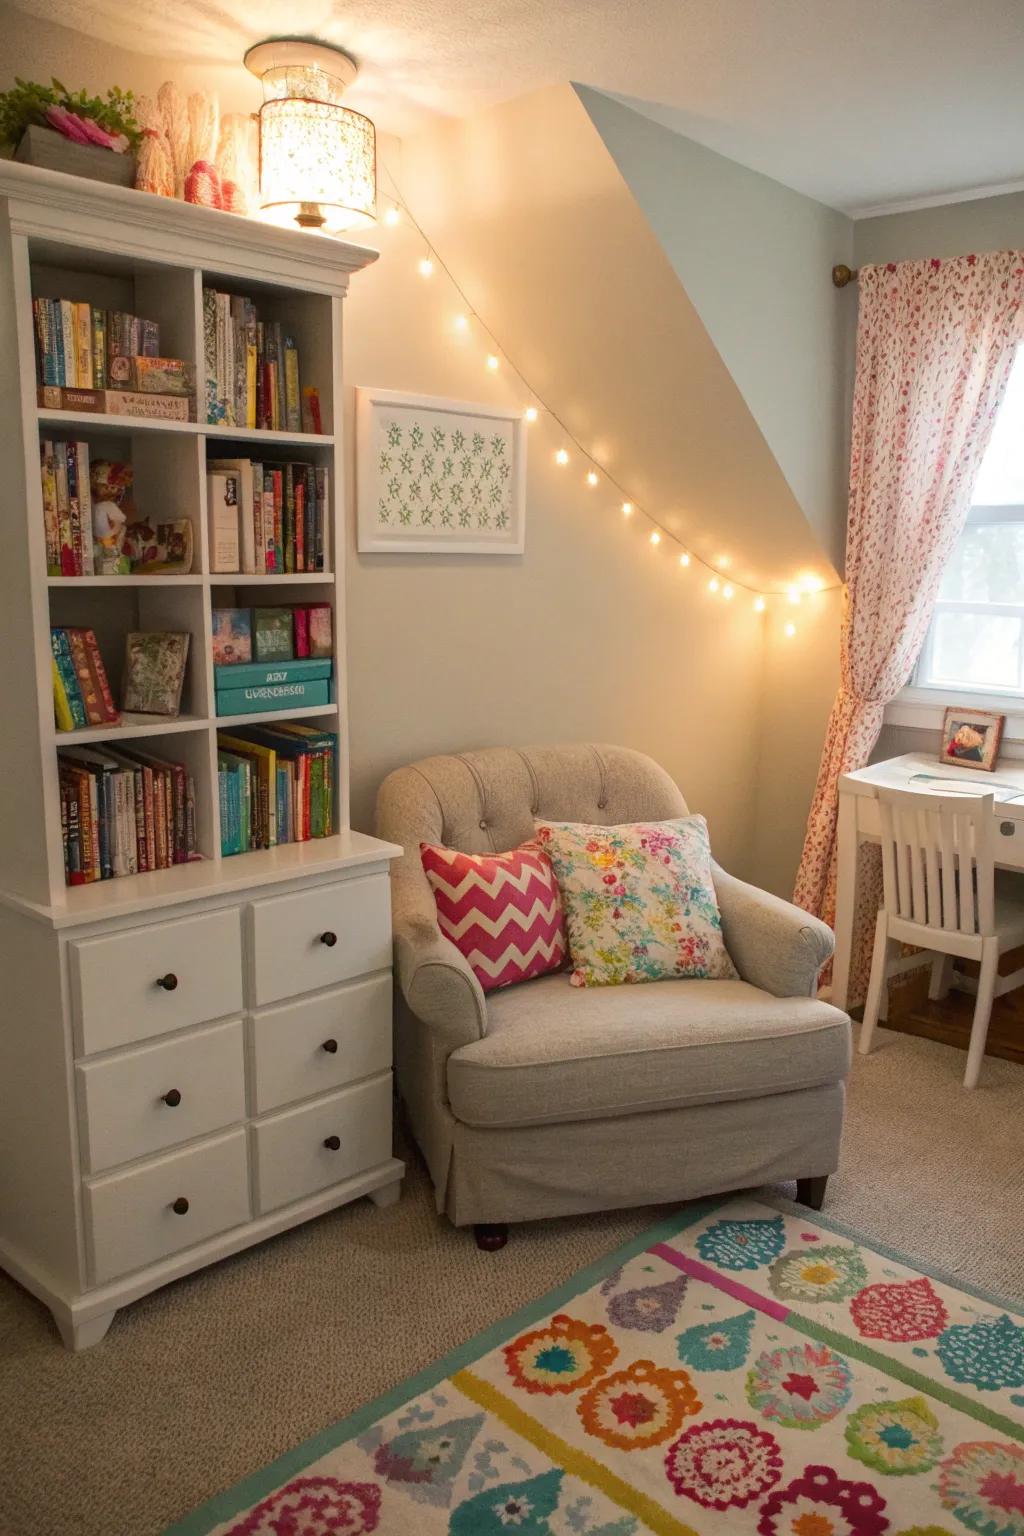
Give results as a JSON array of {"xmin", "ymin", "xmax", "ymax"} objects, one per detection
[{"xmin": 0, "ymin": 163, "xmax": 403, "ymax": 1349}]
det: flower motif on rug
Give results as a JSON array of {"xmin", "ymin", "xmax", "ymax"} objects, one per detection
[
  {"xmin": 745, "ymin": 1341, "xmax": 853, "ymax": 1430},
  {"xmin": 503, "ymin": 1314, "xmax": 618, "ymax": 1395},
  {"xmin": 607, "ymin": 1275, "xmax": 688, "ymax": 1333},
  {"xmin": 224, "ymin": 1477, "xmax": 382, "ymax": 1535},
  {"xmin": 936, "ymin": 1315, "xmax": 1024, "ymax": 1392},
  {"xmin": 844, "ymin": 1395, "xmax": 944, "ymax": 1476},
  {"xmin": 756, "ymin": 1463, "xmax": 889, "ymax": 1536},
  {"xmin": 368, "ymin": 1413, "xmax": 485, "ymax": 1505},
  {"xmin": 450, "ymin": 1468, "xmax": 564, "ymax": 1534},
  {"xmin": 768, "ymin": 1244, "xmax": 869, "ymax": 1304},
  {"xmin": 676, "ymin": 1311, "xmax": 756, "ymax": 1372},
  {"xmin": 664, "ymin": 1417, "xmax": 783, "ymax": 1509},
  {"xmin": 577, "ymin": 1359, "xmax": 701, "ymax": 1451},
  {"xmin": 936, "ymin": 1440, "xmax": 1024, "ymax": 1536},
  {"xmin": 850, "ymin": 1277, "xmax": 950, "ymax": 1342},
  {"xmin": 695, "ymin": 1216, "xmax": 787, "ymax": 1271}
]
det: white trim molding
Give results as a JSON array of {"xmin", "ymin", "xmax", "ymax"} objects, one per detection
[{"xmin": 885, "ymin": 684, "xmax": 1024, "ymax": 756}]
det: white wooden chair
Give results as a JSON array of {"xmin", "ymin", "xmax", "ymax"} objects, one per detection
[{"xmin": 860, "ymin": 787, "xmax": 1024, "ymax": 1088}]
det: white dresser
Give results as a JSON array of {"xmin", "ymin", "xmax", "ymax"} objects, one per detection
[{"xmin": 0, "ymin": 165, "xmax": 403, "ymax": 1347}]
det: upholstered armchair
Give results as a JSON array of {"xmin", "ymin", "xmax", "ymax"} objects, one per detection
[{"xmin": 376, "ymin": 744, "xmax": 850, "ymax": 1248}]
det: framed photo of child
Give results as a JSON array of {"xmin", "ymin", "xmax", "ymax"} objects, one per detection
[{"xmin": 940, "ymin": 706, "xmax": 1005, "ymax": 772}]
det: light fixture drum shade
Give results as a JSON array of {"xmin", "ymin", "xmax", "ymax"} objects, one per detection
[{"xmin": 258, "ymin": 95, "xmax": 376, "ymax": 231}]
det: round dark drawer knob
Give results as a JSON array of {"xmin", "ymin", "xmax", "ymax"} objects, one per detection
[
  {"xmin": 323, "ymin": 1134, "xmax": 341, "ymax": 1151},
  {"xmin": 319, "ymin": 931, "xmax": 338, "ymax": 948},
  {"xmin": 321, "ymin": 1038, "xmax": 339, "ymax": 1054},
  {"xmin": 156, "ymin": 973, "xmax": 178, "ymax": 992},
  {"xmin": 171, "ymin": 1197, "xmax": 190, "ymax": 1215},
  {"xmin": 162, "ymin": 1088, "xmax": 182, "ymax": 1107}
]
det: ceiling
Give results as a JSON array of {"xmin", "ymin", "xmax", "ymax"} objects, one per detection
[{"xmin": 8, "ymin": 0, "xmax": 1024, "ymax": 212}]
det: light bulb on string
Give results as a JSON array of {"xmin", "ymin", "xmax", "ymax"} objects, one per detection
[
  {"xmin": 784, "ymin": 621, "xmax": 797, "ymax": 637},
  {"xmin": 586, "ymin": 471, "xmax": 598, "ymax": 487},
  {"xmin": 679, "ymin": 552, "xmax": 690, "ymax": 568},
  {"xmin": 723, "ymin": 583, "xmax": 734, "ymax": 600},
  {"xmin": 384, "ymin": 206, "xmax": 401, "ymax": 226},
  {"xmin": 649, "ymin": 531, "xmax": 661, "ymax": 546},
  {"xmin": 753, "ymin": 596, "xmax": 766, "ymax": 613},
  {"xmin": 485, "ymin": 354, "xmax": 499, "ymax": 372},
  {"xmin": 621, "ymin": 501, "xmax": 633, "ymax": 517},
  {"xmin": 787, "ymin": 586, "xmax": 801, "ymax": 605},
  {"xmin": 453, "ymin": 313, "xmax": 469, "ymax": 332},
  {"xmin": 708, "ymin": 577, "xmax": 720, "ymax": 593},
  {"xmin": 524, "ymin": 406, "xmax": 538, "ymax": 422},
  {"xmin": 418, "ymin": 256, "xmax": 434, "ymax": 278},
  {"xmin": 555, "ymin": 448, "xmax": 570, "ymax": 466}
]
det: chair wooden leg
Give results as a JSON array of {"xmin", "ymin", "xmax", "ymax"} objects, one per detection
[
  {"xmin": 796, "ymin": 1175, "xmax": 829, "ymax": 1210},
  {"xmin": 929, "ymin": 952, "xmax": 955, "ymax": 1001},
  {"xmin": 474, "ymin": 1223, "xmax": 508, "ymax": 1251},
  {"xmin": 964, "ymin": 940, "xmax": 998, "ymax": 1089},
  {"xmin": 859, "ymin": 911, "xmax": 890, "ymax": 1054}
]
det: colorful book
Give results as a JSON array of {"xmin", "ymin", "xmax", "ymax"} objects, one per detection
[
  {"xmin": 212, "ymin": 608, "xmax": 252, "ymax": 666},
  {"xmin": 253, "ymin": 607, "xmax": 293, "ymax": 662},
  {"xmin": 122, "ymin": 632, "xmax": 190, "ymax": 716},
  {"xmin": 216, "ymin": 679, "xmax": 330, "ymax": 716},
  {"xmin": 50, "ymin": 629, "xmax": 87, "ymax": 729},
  {"xmin": 209, "ymin": 459, "xmax": 257, "ymax": 573},
  {"xmin": 208, "ymin": 472, "xmax": 240, "ymax": 571}
]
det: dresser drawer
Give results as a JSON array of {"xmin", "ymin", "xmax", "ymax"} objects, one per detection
[
  {"xmin": 251, "ymin": 873, "xmax": 391, "ymax": 1006},
  {"xmin": 84, "ymin": 1128, "xmax": 250, "ymax": 1285},
  {"xmin": 251, "ymin": 976, "xmax": 392, "ymax": 1114},
  {"xmin": 76, "ymin": 1018, "xmax": 245, "ymax": 1175},
  {"xmin": 71, "ymin": 908, "xmax": 244, "ymax": 1056},
  {"xmin": 252, "ymin": 1076, "xmax": 393, "ymax": 1215}
]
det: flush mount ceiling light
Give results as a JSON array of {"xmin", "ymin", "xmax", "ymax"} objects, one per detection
[{"xmin": 244, "ymin": 38, "xmax": 376, "ymax": 233}]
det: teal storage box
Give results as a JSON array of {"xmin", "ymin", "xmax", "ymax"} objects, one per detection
[
  {"xmin": 216, "ymin": 678, "xmax": 330, "ymax": 716},
  {"xmin": 214, "ymin": 658, "xmax": 332, "ymax": 691}
]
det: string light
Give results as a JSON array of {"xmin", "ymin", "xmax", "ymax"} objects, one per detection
[
  {"xmin": 377, "ymin": 157, "xmax": 836, "ymax": 611},
  {"xmin": 784, "ymin": 621, "xmax": 797, "ymax": 637}
]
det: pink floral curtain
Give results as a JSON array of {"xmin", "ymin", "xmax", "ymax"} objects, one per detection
[{"xmin": 794, "ymin": 253, "xmax": 1024, "ymax": 957}]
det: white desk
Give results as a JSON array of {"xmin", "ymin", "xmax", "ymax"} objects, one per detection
[{"xmin": 833, "ymin": 751, "xmax": 1024, "ymax": 1009}]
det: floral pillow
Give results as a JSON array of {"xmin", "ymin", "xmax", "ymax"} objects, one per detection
[{"xmin": 534, "ymin": 815, "xmax": 737, "ymax": 987}]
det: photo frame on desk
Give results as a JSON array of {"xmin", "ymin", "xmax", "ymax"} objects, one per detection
[
  {"xmin": 356, "ymin": 387, "xmax": 526, "ymax": 555},
  {"xmin": 940, "ymin": 706, "xmax": 1005, "ymax": 772}
]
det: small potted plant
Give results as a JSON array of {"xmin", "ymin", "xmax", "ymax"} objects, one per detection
[{"xmin": 0, "ymin": 77, "xmax": 140, "ymax": 186}]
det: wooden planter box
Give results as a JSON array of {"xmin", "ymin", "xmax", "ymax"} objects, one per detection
[{"xmin": 14, "ymin": 124, "xmax": 135, "ymax": 187}]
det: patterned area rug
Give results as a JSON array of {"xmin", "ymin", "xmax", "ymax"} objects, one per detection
[{"xmin": 168, "ymin": 1196, "xmax": 1024, "ymax": 1535}]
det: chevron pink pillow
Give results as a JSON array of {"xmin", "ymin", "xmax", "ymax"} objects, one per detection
[{"xmin": 420, "ymin": 841, "xmax": 568, "ymax": 992}]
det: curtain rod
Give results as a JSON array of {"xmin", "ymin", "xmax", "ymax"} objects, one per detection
[{"xmin": 832, "ymin": 264, "xmax": 858, "ymax": 288}]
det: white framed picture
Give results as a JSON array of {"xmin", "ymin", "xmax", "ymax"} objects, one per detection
[{"xmin": 356, "ymin": 387, "xmax": 526, "ymax": 554}]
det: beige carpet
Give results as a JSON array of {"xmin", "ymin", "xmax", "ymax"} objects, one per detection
[{"xmin": 1, "ymin": 1025, "xmax": 1022, "ymax": 1536}]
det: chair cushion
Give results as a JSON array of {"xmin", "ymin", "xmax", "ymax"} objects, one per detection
[
  {"xmin": 535, "ymin": 814, "xmax": 737, "ymax": 986},
  {"xmin": 447, "ymin": 975, "xmax": 851, "ymax": 1128}
]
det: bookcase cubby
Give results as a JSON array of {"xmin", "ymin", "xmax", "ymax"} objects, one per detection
[{"xmin": 0, "ymin": 164, "xmax": 403, "ymax": 1348}]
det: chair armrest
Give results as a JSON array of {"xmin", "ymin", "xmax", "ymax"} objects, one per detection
[
  {"xmin": 394, "ymin": 915, "xmax": 488, "ymax": 1050},
  {"xmin": 712, "ymin": 863, "xmax": 834, "ymax": 998}
]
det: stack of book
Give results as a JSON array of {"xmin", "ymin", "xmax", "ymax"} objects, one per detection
[
  {"xmin": 207, "ymin": 459, "xmax": 329, "ymax": 573},
  {"xmin": 33, "ymin": 298, "xmax": 193, "ymax": 419},
  {"xmin": 59, "ymin": 744, "xmax": 198, "ymax": 884},
  {"xmin": 212, "ymin": 606, "xmax": 333, "ymax": 716},
  {"xmin": 40, "ymin": 439, "xmax": 93, "ymax": 575},
  {"xmin": 217, "ymin": 724, "xmax": 336, "ymax": 854},
  {"xmin": 203, "ymin": 289, "xmax": 304, "ymax": 432},
  {"xmin": 51, "ymin": 627, "xmax": 119, "ymax": 731}
]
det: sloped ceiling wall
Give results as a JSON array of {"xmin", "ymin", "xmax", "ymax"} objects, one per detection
[
  {"xmin": 580, "ymin": 86, "xmax": 854, "ymax": 575},
  {"xmin": 400, "ymin": 83, "xmax": 843, "ymax": 593}
]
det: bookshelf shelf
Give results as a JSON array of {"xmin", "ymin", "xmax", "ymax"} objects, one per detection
[
  {"xmin": 52, "ymin": 713, "xmax": 209, "ymax": 744},
  {"xmin": 213, "ymin": 702, "xmax": 338, "ymax": 729},
  {"xmin": 36, "ymin": 409, "xmax": 335, "ymax": 447},
  {"xmin": 208, "ymin": 572, "xmax": 331, "ymax": 586},
  {"xmin": 47, "ymin": 576, "xmax": 206, "ymax": 588}
]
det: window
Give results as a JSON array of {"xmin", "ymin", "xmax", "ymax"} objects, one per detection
[{"xmin": 914, "ymin": 347, "xmax": 1024, "ymax": 697}]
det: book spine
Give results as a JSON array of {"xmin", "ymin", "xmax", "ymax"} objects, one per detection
[
  {"xmin": 283, "ymin": 464, "xmax": 295, "ymax": 573},
  {"xmin": 272, "ymin": 469, "xmax": 283, "ymax": 572},
  {"xmin": 273, "ymin": 323, "xmax": 285, "ymax": 430},
  {"xmin": 96, "ymin": 771, "xmax": 112, "ymax": 879},
  {"xmin": 92, "ymin": 309, "xmax": 107, "ymax": 390},
  {"xmin": 141, "ymin": 766, "xmax": 155, "ymax": 871},
  {"xmin": 133, "ymin": 767, "xmax": 148, "ymax": 873},
  {"xmin": 140, "ymin": 317, "xmax": 160, "ymax": 357},
  {"xmin": 284, "ymin": 336, "xmax": 300, "ymax": 432},
  {"xmin": 293, "ymin": 607, "xmax": 310, "ymax": 658},
  {"xmin": 240, "ymin": 463, "xmax": 256, "ymax": 575},
  {"xmin": 171, "ymin": 764, "xmax": 187, "ymax": 864},
  {"xmin": 53, "ymin": 442, "xmax": 74, "ymax": 575},
  {"xmin": 123, "ymin": 773, "xmax": 139, "ymax": 876},
  {"xmin": 51, "ymin": 299, "xmax": 66, "ymax": 386},
  {"xmin": 186, "ymin": 773, "xmax": 197, "ymax": 857},
  {"xmin": 61, "ymin": 778, "xmax": 84, "ymax": 885},
  {"xmin": 110, "ymin": 773, "xmax": 127, "ymax": 878},
  {"xmin": 39, "ymin": 439, "xmax": 60, "ymax": 575},
  {"xmin": 253, "ymin": 463, "xmax": 266, "ymax": 574},
  {"xmin": 65, "ymin": 441, "xmax": 84, "ymax": 576},
  {"xmin": 246, "ymin": 318, "xmax": 257, "ymax": 431},
  {"xmin": 294, "ymin": 473, "xmax": 304, "ymax": 574},
  {"xmin": 65, "ymin": 628, "xmax": 103, "ymax": 725},
  {"xmin": 79, "ymin": 629, "xmax": 119, "ymax": 722},
  {"xmin": 316, "ymin": 465, "xmax": 328, "ymax": 571},
  {"xmin": 51, "ymin": 630, "xmax": 88, "ymax": 727},
  {"xmin": 34, "ymin": 299, "xmax": 56, "ymax": 386},
  {"xmin": 304, "ymin": 465, "xmax": 316, "ymax": 574},
  {"xmin": 59, "ymin": 301, "xmax": 75, "ymax": 388},
  {"xmin": 75, "ymin": 441, "xmax": 94, "ymax": 574},
  {"xmin": 75, "ymin": 303, "xmax": 92, "ymax": 388},
  {"xmin": 51, "ymin": 654, "xmax": 75, "ymax": 732},
  {"xmin": 203, "ymin": 287, "xmax": 218, "ymax": 424}
]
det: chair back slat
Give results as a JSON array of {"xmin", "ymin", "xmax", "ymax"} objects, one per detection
[{"xmin": 876, "ymin": 787, "xmax": 995, "ymax": 937}]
